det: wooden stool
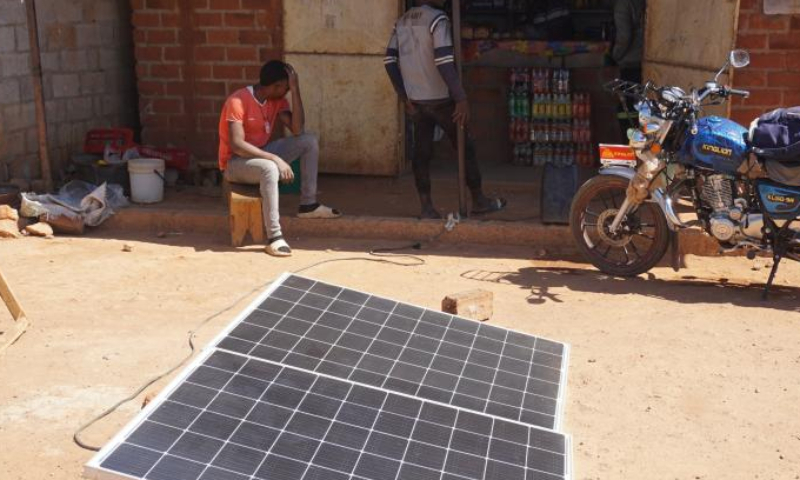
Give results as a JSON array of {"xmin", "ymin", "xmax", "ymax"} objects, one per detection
[{"xmin": 225, "ymin": 180, "xmax": 264, "ymax": 247}]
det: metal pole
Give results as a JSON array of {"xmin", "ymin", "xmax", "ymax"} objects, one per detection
[
  {"xmin": 24, "ymin": 0, "xmax": 53, "ymax": 192},
  {"xmin": 452, "ymin": 0, "xmax": 469, "ymax": 218}
]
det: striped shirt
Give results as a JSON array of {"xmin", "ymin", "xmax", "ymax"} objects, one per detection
[{"xmin": 385, "ymin": 5, "xmax": 457, "ymax": 102}]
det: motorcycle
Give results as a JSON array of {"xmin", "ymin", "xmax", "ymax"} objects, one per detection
[{"xmin": 569, "ymin": 49, "xmax": 800, "ymax": 299}]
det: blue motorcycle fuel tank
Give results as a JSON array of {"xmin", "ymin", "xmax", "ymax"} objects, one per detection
[{"xmin": 680, "ymin": 116, "xmax": 749, "ymax": 174}]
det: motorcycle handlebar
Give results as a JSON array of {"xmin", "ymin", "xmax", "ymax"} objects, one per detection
[{"xmin": 728, "ymin": 88, "xmax": 750, "ymax": 98}]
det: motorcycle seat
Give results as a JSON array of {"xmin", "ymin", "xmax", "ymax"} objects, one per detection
[{"xmin": 765, "ymin": 159, "xmax": 800, "ymax": 187}]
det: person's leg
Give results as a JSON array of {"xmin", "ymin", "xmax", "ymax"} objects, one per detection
[
  {"xmin": 430, "ymin": 102, "xmax": 505, "ymax": 213},
  {"xmin": 264, "ymin": 133, "xmax": 318, "ymax": 206},
  {"xmin": 411, "ymin": 105, "xmax": 440, "ymax": 218},
  {"xmin": 265, "ymin": 133, "xmax": 341, "ymax": 218},
  {"xmin": 225, "ymin": 157, "xmax": 282, "ymax": 241}
]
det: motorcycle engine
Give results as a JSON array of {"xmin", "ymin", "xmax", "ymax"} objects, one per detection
[{"xmin": 699, "ymin": 174, "xmax": 765, "ymax": 243}]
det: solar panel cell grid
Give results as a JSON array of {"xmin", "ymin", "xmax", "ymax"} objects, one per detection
[{"xmin": 94, "ymin": 351, "xmax": 568, "ymax": 480}]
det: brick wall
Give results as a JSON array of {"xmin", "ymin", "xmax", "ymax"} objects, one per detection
[
  {"xmin": 130, "ymin": 0, "xmax": 283, "ymax": 164},
  {"xmin": 731, "ymin": 0, "xmax": 800, "ymax": 125},
  {"xmin": 0, "ymin": 0, "xmax": 137, "ymax": 184}
]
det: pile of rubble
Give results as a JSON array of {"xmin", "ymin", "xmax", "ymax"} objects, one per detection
[{"xmin": 0, "ymin": 205, "xmax": 54, "ymax": 239}]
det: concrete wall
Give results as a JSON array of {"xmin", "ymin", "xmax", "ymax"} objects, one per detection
[
  {"xmin": 0, "ymin": 0, "xmax": 138, "ymax": 184},
  {"xmin": 731, "ymin": 0, "xmax": 800, "ymax": 124},
  {"xmin": 130, "ymin": 0, "xmax": 283, "ymax": 164}
]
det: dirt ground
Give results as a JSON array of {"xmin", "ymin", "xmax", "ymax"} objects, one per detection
[{"xmin": 1, "ymin": 233, "xmax": 799, "ymax": 480}]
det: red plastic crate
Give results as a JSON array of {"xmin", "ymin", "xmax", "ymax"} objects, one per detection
[
  {"xmin": 138, "ymin": 146, "xmax": 191, "ymax": 171},
  {"xmin": 83, "ymin": 128, "xmax": 135, "ymax": 154}
]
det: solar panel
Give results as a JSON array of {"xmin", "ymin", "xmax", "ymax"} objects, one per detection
[
  {"xmin": 212, "ymin": 274, "xmax": 570, "ymax": 431},
  {"xmin": 85, "ymin": 349, "xmax": 571, "ymax": 480}
]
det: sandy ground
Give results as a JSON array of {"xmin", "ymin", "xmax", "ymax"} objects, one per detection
[{"xmin": 1, "ymin": 234, "xmax": 799, "ymax": 480}]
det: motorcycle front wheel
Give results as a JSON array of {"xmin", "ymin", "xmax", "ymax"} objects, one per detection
[{"xmin": 570, "ymin": 175, "xmax": 670, "ymax": 277}]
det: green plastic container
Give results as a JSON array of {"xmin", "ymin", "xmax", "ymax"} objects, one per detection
[{"xmin": 278, "ymin": 159, "xmax": 302, "ymax": 195}]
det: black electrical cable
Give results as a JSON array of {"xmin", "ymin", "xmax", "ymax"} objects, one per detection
[{"xmin": 72, "ymin": 248, "xmax": 427, "ymax": 452}]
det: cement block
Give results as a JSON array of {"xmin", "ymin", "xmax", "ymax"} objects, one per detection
[
  {"xmin": 2, "ymin": 103, "xmax": 36, "ymax": 132},
  {"xmin": 0, "ymin": 1, "xmax": 25, "ymax": 26},
  {"xmin": 35, "ymin": 1, "xmax": 82, "ymax": 25},
  {"xmin": 4, "ymin": 131, "xmax": 25, "ymax": 156},
  {"xmin": 80, "ymin": 71, "xmax": 106, "ymax": 94},
  {"xmin": 0, "ymin": 26, "xmax": 16, "ymax": 53},
  {"xmin": 99, "ymin": 48, "xmax": 121, "ymax": 69},
  {"xmin": 66, "ymin": 96, "xmax": 94, "ymax": 121},
  {"xmin": 18, "ymin": 76, "xmax": 33, "ymax": 102},
  {"xmin": 52, "ymin": 73, "xmax": 80, "ymax": 98},
  {"xmin": 0, "ymin": 52, "xmax": 30, "ymax": 77},
  {"xmin": 0, "ymin": 78, "xmax": 20, "ymax": 105},
  {"xmin": 40, "ymin": 52, "xmax": 59, "ymax": 72},
  {"xmin": 44, "ymin": 24, "xmax": 76, "ymax": 51},
  {"xmin": 442, "ymin": 289, "xmax": 493, "ymax": 322},
  {"xmin": 60, "ymin": 50, "xmax": 91, "ymax": 72},
  {"xmin": 15, "ymin": 25, "xmax": 29, "ymax": 52},
  {"xmin": 25, "ymin": 127, "xmax": 39, "ymax": 153},
  {"xmin": 75, "ymin": 23, "xmax": 102, "ymax": 48}
]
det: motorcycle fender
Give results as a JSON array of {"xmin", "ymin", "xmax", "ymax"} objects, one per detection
[{"xmin": 598, "ymin": 166, "xmax": 681, "ymax": 231}]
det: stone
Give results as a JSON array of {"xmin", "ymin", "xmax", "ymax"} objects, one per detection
[
  {"xmin": 0, "ymin": 218, "xmax": 21, "ymax": 238},
  {"xmin": 24, "ymin": 222, "xmax": 53, "ymax": 237},
  {"xmin": 442, "ymin": 289, "xmax": 494, "ymax": 322},
  {"xmin": 0, "ymin": 205, "xmax": 19, "ymax": 221}
]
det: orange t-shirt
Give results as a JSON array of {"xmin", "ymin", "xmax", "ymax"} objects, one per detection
[{"xmin": 218, "ymin": 87, "xmax": 291, "ymax": 170}]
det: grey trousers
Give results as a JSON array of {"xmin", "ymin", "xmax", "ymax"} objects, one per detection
[{"xmin": 225, "ymin": 132, "xmax": 320, "ymax": 239}]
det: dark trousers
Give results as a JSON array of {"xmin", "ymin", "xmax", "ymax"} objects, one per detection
[
  {"xmin": 410, "ymin": 100, "xmax": 482, "ymax": 197},
  {"xmin": 618, "ymin": 67, "xmax": 643, "ymax": 138}
]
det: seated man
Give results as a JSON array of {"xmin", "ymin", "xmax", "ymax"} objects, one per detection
[{"xmin": 219, "ymin": 60, "xmax": 340, "ymax": 257}]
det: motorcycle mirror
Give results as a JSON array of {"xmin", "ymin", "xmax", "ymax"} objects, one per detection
[{"xmin": 730, "ymin": 49, "xmax": 750, "ymax": 68}]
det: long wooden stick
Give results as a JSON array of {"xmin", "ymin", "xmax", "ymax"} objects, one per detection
[
  {"xmin": 452, "ymin": 0, "xmax": 469, "ymax": 218},
  {"xmin": 24, "ymin": 0, "xmax": 53, "ymax": 192},
  {"xmin": 0, "ymin": 268, "xmax": 29, "ymax": 354}
]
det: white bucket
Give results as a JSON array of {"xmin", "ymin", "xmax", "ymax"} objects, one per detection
[{"xmin": 128, "ymin": 158, "xmax": 165, "ymax": 204}]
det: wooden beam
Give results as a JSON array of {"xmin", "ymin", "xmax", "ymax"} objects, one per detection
[
  {"xmin": 23, "ymin": 0, "xmax": 53, "ymax": 192},
  {"xmin": 0, "ymin": 269, "xmax": 29, "ymax": 354}
]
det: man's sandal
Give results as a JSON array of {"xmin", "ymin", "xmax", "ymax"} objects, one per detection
[{"xmin": 266, "ymin": 236, "xmax": 292, "ymax": 257}]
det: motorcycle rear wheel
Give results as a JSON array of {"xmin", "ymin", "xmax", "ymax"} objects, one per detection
[{"xmin": 570, "ymin": 175, "xmax": 670, "ymax": 277}]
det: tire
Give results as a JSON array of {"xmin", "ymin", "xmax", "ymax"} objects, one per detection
[{"xmin": 569, "ymin": 174, "xmax": 670, "ymax": 277}]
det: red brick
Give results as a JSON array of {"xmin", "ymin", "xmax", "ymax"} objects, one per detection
[
  {"xmin": 732, "ymin": 107, "xmax": 767, "ymax": 125},
  {"xmin": 195, "ymin": 81, "xmax": 227, "ymax": 96},
  {"xmin": 194, "ymin": 99, "xmax": 217, "ymax": 114},
  {"xmin": 209, "ymin": 0, "xmax": 240, "ymax": 9},
  {"xmin": 206, "ymin": 30, "xmax": 239, "ymax": 44},
  {"xmin": 259, "ymin": 48, "xmax": 281, "ymax": 62},
  {"xmin": 734, "ymin": 70, "xmax": 768, "ymax": 87},
  {"xmin": 191, "ymin": 0, "xmax": 209, "ymax": 9},
  {"xmin": 135, "ymin": 46, "xmax": 162, "ymax": 61},
  {"xmin": 244, "ymin": 65, "xmax": 261, "ymax": 79},
  {"xmin": 189, "ymin": 64, "xmax": 213, "ymax": 78},
  {"xmin": 165, "ymin": 82, "xmax": 187, "ymax": 95},
  {"xmin": 152, "ymin": 98, "xmax": 184, "ymax": 113},
  {"xmin": 161, "ymin": 12, "xmax": 181, "ymax": 28},
  {"xmin": 135, "ymin": 64, "xmax": 149, "ymax": 77},
  {"xmin": 194, "ymin": 12, "xmax": 223, "ymax": 27},
  {"xmin": 132, "ymin": 12, "xmax": 160, "ymax": 28},
  {"xmin": 141, "ymin": 113, "xmax": 170, "ymax": 129},
  {"xmin": 783, "ymin": 90, "xmax": 800, "ymax": 105},
  {"xmin": 745, "ymin": 13, "xmax": 790, "ymax": 31},
  {"xmin": 791, "ymin": 15, "xmax": 800, "ymax": 30},
  {"xmin": 225, "ymin": 13, "xmax": 254, "ymax": 27},
  {"xmin": 747, "ymin": 52, "xmax": 785, "ymax": 70},
  {"xmin": 226, "ymin": 46, "xmax": 258, "ymax": 62},
  {"xmin": 148, "ymin": 29, "xmax": 177, "ymax": 44},
  {"xmin": 131, "ymin": 0, "xmax": 146, "ymax": 9},
  {"xmin": 255, "ymin": 11, "xmax": 278, "ymax": 28},
  {"xmin": 194, "ymin": 46, "xmax": 225, "ymax": 61},
  {"xmin": 239, "ymin": 30, "xmax": 271, "ymax": 45},
  {"xmin": 736, "ymin": 33, "xmax": 768, "ymax": 49},
  {"xmin": 134, "ymin": 29, "xmax": 147, "ymax": 43},
  {"xmin": 164, "ymin": 46, "xmax": 185, "ymax": 61},
  {"xmin": 242, "ymin": 0, "xmax": 273, "ymax": 9},
  {"xmin": 137, "ymin": 81, "xmax": 165, "ymax": 96},
  {"xmin": 145, "ymin": 0, "xmax": 176, "ymax": 10},
  {"xmin": 768, "ymin": 71, "xmax": 800, "ymax": 88},
  {"xmin": 213, "ymin": 65, "xmax": 243, "ymax": 80},
  {"xmin": 769, "ymin": 32, "xmax": 800, "ymax": 50},
  {"xmin": 787, "ymin": 54, "xmax": 800, "ymax": 70},
  {"xmin": 151, "ymin": 64, "xmax": 182, "ymax": 79},
  {"xmin": 738, "ymin": 0, "xmax": 760, "ymax": 12}
]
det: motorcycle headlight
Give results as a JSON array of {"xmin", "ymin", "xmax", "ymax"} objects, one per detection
[{"xmin": 636, "ymin": 102, "xmax": 666, "ymax": 134}]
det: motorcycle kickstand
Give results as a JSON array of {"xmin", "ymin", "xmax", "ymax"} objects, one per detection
[{"xmin": 762, "ymin": 252, "xmax": 783, "ymax": 301}]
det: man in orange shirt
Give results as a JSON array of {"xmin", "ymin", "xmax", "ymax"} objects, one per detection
[{"xmin": 219, "ymin": 60, "xmax": 341, "ymax": 256}]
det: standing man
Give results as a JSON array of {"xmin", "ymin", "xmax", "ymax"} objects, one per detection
[
  {"xmin": 219, "ymin": 60, "xmax": 341, "ymax": 257},
  {"xmin": 612, "ymin": 0, "xmax": 646, "ymax": 136},
  {"xmin": 384, "ymin": 0, "xmax": 506, "ymax": 219}
]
